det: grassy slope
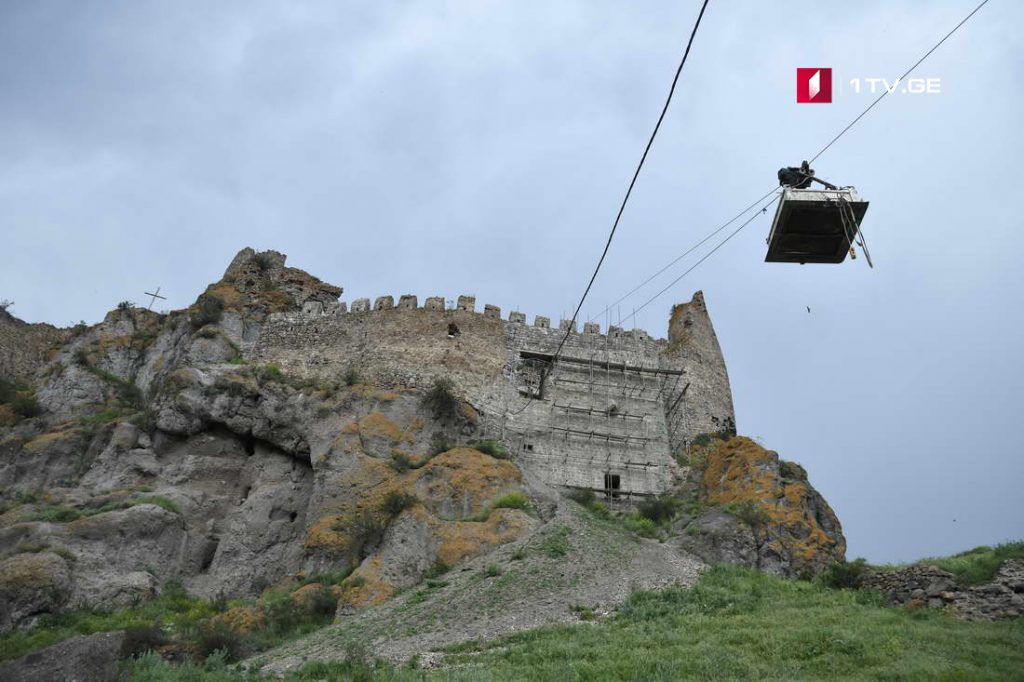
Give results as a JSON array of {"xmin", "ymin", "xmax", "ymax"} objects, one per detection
[
  {"xmin": 871, "ymin": 541, "xmax": 1024, "ymax": 585},
  {"xmin": 124, "ymin": 564, "xmax": 1024, "ymax": 681}
]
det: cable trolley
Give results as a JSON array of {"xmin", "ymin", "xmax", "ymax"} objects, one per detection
[{"xmin": 766, "ymin": 162, "xmax": 872, "ymax": 266}]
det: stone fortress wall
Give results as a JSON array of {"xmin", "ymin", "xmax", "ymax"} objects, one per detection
[{"xmin": 255, "ymin": 291, "xmax": 735, "ymax": 498}]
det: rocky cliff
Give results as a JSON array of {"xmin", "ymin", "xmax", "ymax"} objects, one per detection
[{"xmin": 0, "ymin": 248, "xmax": 844, "ymax": 646}]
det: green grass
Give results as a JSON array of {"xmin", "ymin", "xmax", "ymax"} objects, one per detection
[
  {"xmin": 438, "ymin": 564, "xmax": 1024, "ymax": 680},
  {"xmin": 874, "ymin": 542, "xmax": 1024, "ymax": 586},
  {"xmin": 538, "ymin": 526, "xmax": 572, "ymax": 559},
  {"xmin": 492, "ymin": 491, "xmax": 529, "ymax": 511},
  {"xmin": 117, "ymin": 564, "xmax": 1024, "ymax": 681},
  {"xmin": 471, "ymin": 440, "xmax": 512, "ymax": 460},
  {"xmin": 0, "ymin": 581, "xmax": 215, "ymax": 664}
]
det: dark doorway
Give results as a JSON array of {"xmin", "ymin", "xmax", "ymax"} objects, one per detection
[{"xmin": 604, "ymin": 473, "xmax": 621, "ymax": 499}]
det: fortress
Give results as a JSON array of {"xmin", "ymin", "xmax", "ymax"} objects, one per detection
[{"xmin": 254, "ymin": 290, "xmax": 735, "ymax": 498}]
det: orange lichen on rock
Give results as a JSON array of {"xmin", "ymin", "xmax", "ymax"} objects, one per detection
[
  {"xmin": 208, "ymin": 605, "xmax": 265, "ymax": 635},
  {"xmin": 413, "ymin": 448, "xmax": 522, "ymax": 517},
  {"xmin": 303, "ymin": 455, "xmax": 401, "ymax": 554},
  {"xmin": 349, "ymin": 384, "xmax": 400, "ymax": 402},
  {"xmin": 432, "ymin": 508, "xmax": 530, "ymax": 567},
  {"xmin": 337, "ymin": 411, "xmax": 414, "ymax": 445},
  {"xmin": 23, "ymin": 426, "xmax": 83, "ymax": 454},
  {"xmin": 693, "ymin": 436, "xmax": 843, "ymax": 569},
  {"xmin": 339, "ymin": 556, "xmax": 395, "ymax": 609}
]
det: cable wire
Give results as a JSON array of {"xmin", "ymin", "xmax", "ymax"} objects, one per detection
[
  {"xmin": 586, "ymin": 185, "xmax": 778, "ymax": 324},
  {"xmin": 592, "ymin": 0, "xmax": 991, "ymax": 324},
  {"xmin": 619, "ymin": 192, "xmax": 781, "ymax": 326},
  {"xmin": 551, "ymin": 0, "xmax": 712, "ymax": 363},
  {"xmin": 810, "ymin": 0, "xmax": 990, "ymax": 163}
]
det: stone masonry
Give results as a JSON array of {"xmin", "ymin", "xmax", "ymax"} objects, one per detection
[{"xmin": 254, "ymin": 291, "xmax": 735, "ymax": 497}]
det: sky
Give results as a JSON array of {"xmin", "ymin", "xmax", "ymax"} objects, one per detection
[{"xmin": 1, "ymin": 0, "xmax": 1021, "ymax": 563}]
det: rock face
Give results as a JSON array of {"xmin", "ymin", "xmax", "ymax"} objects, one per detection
[
  {"xmin": 0, "ymin": 307, "xmax": 71, "ymax": 383},
  {"xmin": 0, "ymin": 630, "xmax": 126, "ymax": 682},
  {"xmin": 674, "ymin": 437, "xmax": 846, "ymax": 577},
  {"xmin": 865, "ymin": 559, "xmax": 1024, "ymax": 621},
  {"xmin": 0, "ymin": 247, "xmax": 841, "ymax": 637}
]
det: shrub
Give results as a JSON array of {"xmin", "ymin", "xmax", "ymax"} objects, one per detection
[
  {"xmin": 637, "ymin": 495, "xmax": 679, "ymax": 524},
  {"xmin": 625, "ymin": 515, "xmax": 659, "ymax": 538},
  {"xmin": 493, "ymin": 491, "xmax": 529, "ymax": 511},
  {"xmin": 0, "ymin": 378, "xmax": 40, "ymax": 419},
  {"xmin": 472, "ymin": 440, "xmax": 511, "ymax": 460},
  {"xmin": 389, "ymin": 452, "xmax": 415, "ymax": 472},
  {"xmin": 725, "ymin": 500, "xmax": 770, "ymax": 529},
  {"xmin": 820, "ymin": 558, "xmax": 869, "ymax": 589},
  {"xmin": 426, "ymin": 559, "xmax": 450, "ymax": 578},
  {"xmin": 257, "ymin": 363, "xmax": 284, "ymax": 383},
  {"xmin": 588, "ymin": 501, "xmax": 612, "ymax": 519},
  {"xmin": 691, "ymin": 431, "xmax": 733, "ymax": 448},
  {"xmin": 421, "ymin": 377, "xmax": 459, "ymax": 420},
  {"xmin": 382, "ymin": 491, "xmax": 417, "ymax": 516},
  {"xmin": 117, "ymin": 300, "xmax": 134, "ymax": 312},
  {"xmin": 566, "ymin": 488, "xmax": 596, "ymax": 506},
  {"xmin": 253, "ymin": 252, "xmax": 276, "ymax": 271},
  {"xmin": 484, "ymin": 564, "xmax": 502, "ymax": 578},
  {"xmin": 196, "ymin": 619, "xmax": 246, "ymax": 661},
  {"xmin": 342, "ymin": 367, "xmax": 361, "ymax": 386},
  {"xmin": 34, "ymin": 506, "xmax": 83, "ymax": 523},
  {"xmin": 190, "ymin": 295, "xmax": 224, "ymax": 329}
]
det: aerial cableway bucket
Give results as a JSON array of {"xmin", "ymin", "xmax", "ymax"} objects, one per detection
[{"xmin": 766, "ymin": 163, "xmax": 871, "ymax": 265}]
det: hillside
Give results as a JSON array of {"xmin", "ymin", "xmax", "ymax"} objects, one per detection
[{"xmin": 0, "ymin": 248, "xmax": 876, "ymax": 679}]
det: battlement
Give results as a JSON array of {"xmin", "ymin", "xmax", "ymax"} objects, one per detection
[
  {"xmin": 258, "ymin": 287, "xmax": 735, "ymax": 499},
  {"xmin": 287, "ymin": 293, "xmax": 660, "ymax": 344}
]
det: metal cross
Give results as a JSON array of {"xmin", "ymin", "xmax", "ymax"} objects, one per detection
[{"xmin": 143, "ymin": 286, "xmax": 167, "ymax": 311}]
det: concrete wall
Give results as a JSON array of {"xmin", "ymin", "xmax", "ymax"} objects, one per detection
[{"xmin": 253, "ymin": 290, "xmax": 734, "ymax": 497}]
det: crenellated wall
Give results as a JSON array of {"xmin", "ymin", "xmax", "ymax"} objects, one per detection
[{"xmin": 254, "ymin": 291, "xmax": 734, "ymax": 497}]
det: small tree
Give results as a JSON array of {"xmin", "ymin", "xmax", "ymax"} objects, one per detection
[{"xmin": 422, "ymin": 377, "xmax": 459, "ymax": 420}]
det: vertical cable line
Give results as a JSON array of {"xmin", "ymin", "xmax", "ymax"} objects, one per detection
[{"xmin": 550, "ymin": 0, "xmax": 712, "ymax": 364}]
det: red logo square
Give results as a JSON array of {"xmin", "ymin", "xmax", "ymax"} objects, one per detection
[{"xmin": 796, "ymin": 68, "xmax": 832, "ymax": 103}]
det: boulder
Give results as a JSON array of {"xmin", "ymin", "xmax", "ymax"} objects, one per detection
[{"xmin": 0, "ymin": 630, "xmax": 126, "ymax": 682}]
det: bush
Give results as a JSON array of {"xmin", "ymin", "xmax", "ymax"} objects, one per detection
[
  {"xmin": 625, "ymin": 515, "xmax": 659, "ymax": 539},
  {"xmin": 566, "ymin": 488, "xmax": 596, "ymax": 506},
  {"xmin": 820, "ymin": 558, "xmax": 869, "ymax": 589},
  {"xmin": 253, "ymin": 252, "xmax": 276, "ymax": 271},
  {"xmin": 257, "ymin": 363, "xmax": 284, "ymax": 383},
  {"xmin": 421, "ymin": 377, "xmax": 459, "ymax": 420},
  {"xmin": 588, "ymin": 501, "xmax": 612, "ymax": 519},
  {"xmin": 0, "ymin": 378, "xmax": 40, "ymax": 419},
  {"xmin": 190, "ymin": 295, "xmax": 224, "ymax": 329},
  {"xmin": 117, "ymin": 300, "xmax": 134, "ymax": 312},
  {"xmin": 493, "ymin": 491, "xmax": 529, "ymax": 511},
  {"xmin": 637, "ymin": 495, "xmax": 679, "ymax": 524},
  {"xmin": 484, "ymin": 564, "xmax": 503, "ymax": 578},
  {"xmin": 690, "ymin": 430, "xmax": 733, "ymax": 448},
  {"xmin": 472, "ymin": 440, "xmax": 511, "ymax": 460},
  {"xmin": 382, "ymin": 491, "xmax": 417, "ymax": 516},
  {"xmin": 33, "ymin": 506, "xmax": 83, "ymax": 523},
  {"xmin": 342, "ymin": 367, "xmax": 361, "ymax": 386},
  {"xmin": 725, "ymin": 500, "xmax": 770, "ymax": 529},
  {"xmin": 196, "ymin": 619, "xmax": 246, "ymax": 661}
]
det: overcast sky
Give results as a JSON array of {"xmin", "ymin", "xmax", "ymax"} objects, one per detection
[{"xmin": 2, "ymin": 1, "xmax": 1021, "ymax": 563}]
